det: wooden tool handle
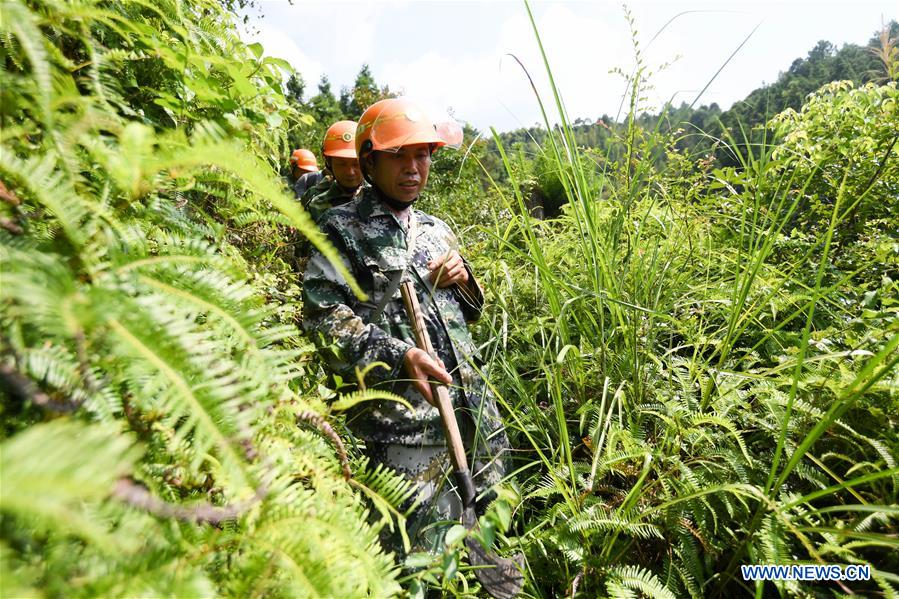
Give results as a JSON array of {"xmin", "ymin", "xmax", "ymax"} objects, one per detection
[{"xmin": 400, "ymin": 281, "xmax": 470, "ymax": 474}]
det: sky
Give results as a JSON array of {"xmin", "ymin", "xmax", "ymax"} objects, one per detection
[{"xmin": 238, "ymin": 1, "xmax": 897, "ymax": 133}]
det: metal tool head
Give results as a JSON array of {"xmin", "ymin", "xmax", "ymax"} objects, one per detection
[{"xmin": 463, "ymin": 507, "xmax": 525, "ymax": 599}]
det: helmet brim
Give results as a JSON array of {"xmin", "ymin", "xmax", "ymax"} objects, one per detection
[
  {"xmin": 323, "ymin": 148, "xmax": 358, "ymax": 159},
  {"xmin": 372, "ymin": 131, "xmax": 447, "ymax": 153}
]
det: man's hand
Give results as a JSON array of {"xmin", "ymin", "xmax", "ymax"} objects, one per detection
[
  {"xmin": 428, "ymin": 250, "xmax": 469, "ymax": 288},
  {"xmin": 403, "ymin": 347, "xmax": 451, "ymax": 406}
]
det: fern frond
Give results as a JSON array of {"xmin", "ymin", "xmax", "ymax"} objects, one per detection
[
  {"xmin": 153, "ymin": 135, "xmax": 368, "ymax": 300},
  {"xmin": 689, "ymin": 414, "xmax": 753, "ymax": 464},
  {"xmin": 0, "ymin": 151, "xmax": 89, "ymax": 249},
  {"xmin": 875, "ymin": 574, "xmax": 899, "ymax": 599},
  {"xmin": 0, "ymin": 0, "xmax": 52, "ymax": 122},
  {"xmin": 239, "ymin": 500, "xmax": 401, "ymax": 597},
  {"xmin": 20, "ymin": 344, "xmax": 120, "ymax": 419},
  {"xmin": 350, "ymin": 455, "xmax": 417, "ymax": 552},
  {"xmin": 132, "ymin": 270, "xmax": 266, "ymax": 349},
  {"xmin": 0, "ymin": 243, "xmax": 82, "ymax": 337},
  {"xmin": 673, "ymin": 537, "xmax": 704, "ymax": 599},
  {"xmin": 606, "ymin": 565, "xmax": 677, "ymax": 599},
  {"xmin": 109, "ymin": 231, "xmax": 232, "ymax": 275},
  {"xmin": 230, "ymin": 210, "xmax": 294, "ymax": 228},
  {"xmin": 0, "ymin": 419, "xmax": 140, "ymax": 549},
  {"xmin": 351, "ymin": 455, "xmax": 418, "ymax": 511},
  {"xmin": 0, "ymin": 541, "xmax": 40, "ymax": 599},
  {"xmin": 328, "ymin": 387, "xmax": 416, "ymax": 413},
  {"xmin": 758, "ymin": 514, "xmax": 790, "ymax": 566},
  {"xmin": 541, "ymin": 526, "xmax": 586, "ymax": 565},
  {"xmin": 567, "ymin": 505, "xmax": 663, "ymax": 540},
  {"xmin": 107, "ymin": 313, "xmax": 253, "ymax": 491}
]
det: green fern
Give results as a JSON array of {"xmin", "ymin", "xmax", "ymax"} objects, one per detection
[
  {"xmin": 0, "ymin": 419, "xmax": 140, "ymax": 548},
  {"xmin": 606, "ymin": 565, "xmax": 677, "ymax": 599},
  {"xmin": 0, "ymin": 0, "xmax": 404, "ymax": 596}
]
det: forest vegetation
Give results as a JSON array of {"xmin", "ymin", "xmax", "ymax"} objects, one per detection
[{"xmin": 1, "ymin": 0, "xmax": 897, "ymax": 597}]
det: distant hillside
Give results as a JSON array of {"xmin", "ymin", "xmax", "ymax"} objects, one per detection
[{"xmin": 478, "ymin": 21, "xmax": 897, "ymax": 178}]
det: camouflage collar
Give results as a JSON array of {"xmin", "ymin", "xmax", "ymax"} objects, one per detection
[{"xmin": 357, "ymin": 187, "xmax": 434, "ymax": 226}]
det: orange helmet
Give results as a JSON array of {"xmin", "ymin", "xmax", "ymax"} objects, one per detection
[
  {"xmin": 356, "ymin": 98, "xmax": 446, "ymax": 159},
  {"xmin": 322, "ymin": 121, "xmax": 358, "ymax": 158},
  {"xmin": 290, "ymin": 148, "xmax": 318, "ymax": 172}
]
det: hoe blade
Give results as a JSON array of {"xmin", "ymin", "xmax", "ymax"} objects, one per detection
[{"xmin": 463, "ymin": 508, "xmax": 524, "ymax": 599}]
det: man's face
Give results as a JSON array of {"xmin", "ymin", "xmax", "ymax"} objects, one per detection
[
  {"xmin": 368, "ymin": 143, "xmax": 431, "ymax": 204},
  {"xmin": 330, "ymin": 156, "xmax": 362, "ymax": 190},
  {"xmin": 291, "ymin": 165, "xmax": 303, "ymax": 180}
]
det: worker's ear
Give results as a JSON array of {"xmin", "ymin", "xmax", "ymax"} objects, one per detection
[{"xmin": 362, "ymin": 153, "xmax": 376, "ymax": 177}]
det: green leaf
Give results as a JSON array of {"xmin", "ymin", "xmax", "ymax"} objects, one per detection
[
  {"xmin": 441, "ymin": 550, "xmax": 458, "ymax": 581},
  {"xmin": 407, "ymin": 579, "xmax": 426, "ymax": 599},
  {"xmin": 444, "ymin": 524, "xmax": 467, "ymax": 548},
  {"xmin": 404, "ymin": 552, "xmax": 433, "ymax": 569},
  {"xmin": 0, "ymin": 419, "xmax": 141, "ymax": 551},
  {"xmin": 266, "ymin": 112, "xmax": 283, "ymax": 128},
  {"xmin": 264, "ymin": 57, "xmax": 292, "ymax": 71},
  {"xmin": 477, "ymin": 518, "xmax": 496, "ymax": 550},
  {"xmin": 493, "ymin": 499, "xmax": 512, "ymax": 531}
]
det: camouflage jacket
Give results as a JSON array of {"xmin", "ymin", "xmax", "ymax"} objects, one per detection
[
  {"xmin": 302, "ymin": 187, "xmax": 486, "ymax": 444},
  {"xmin": 300, "ymin": 175, "xmax": 332, "ymax": 205},
  {"xmin": 303, "ymin": 180, "xmax": 366, "ymax": 223},
  {"xmin": 294, "ymin": 170, "xmax": 325, "ymax": 199}
]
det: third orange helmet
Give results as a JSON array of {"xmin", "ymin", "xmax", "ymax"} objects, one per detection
[{"xmin": 290, "ymin": 148, "xmax": 318, "ymax": 172}]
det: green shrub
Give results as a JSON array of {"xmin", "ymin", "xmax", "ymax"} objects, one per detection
[
  {"xmin": 452, "ymin": 5, "xmax": 899, "ymax": 596},
  {"xmin": 1, "ymin": 0, "xmax": 401, "ymax": 595}
]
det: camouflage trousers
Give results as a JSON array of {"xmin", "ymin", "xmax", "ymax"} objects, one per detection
[{"xmin": 366, "ymin": 404, "xmax": 511, "ymax": 557}]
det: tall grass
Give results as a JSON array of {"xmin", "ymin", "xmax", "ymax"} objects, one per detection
[{"xmin": 469, "ymin": 2, "xmax": 899, "ymax": 596}]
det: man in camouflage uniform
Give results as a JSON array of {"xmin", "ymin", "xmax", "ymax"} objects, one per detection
[
  {"xmin": 299, "ymin": 172, "xmax": 331, "ymax": 206},
  {"xmin": 293, "ymin": 121, "xmax": 365, "ymax": 263},
  {"xmin": 301, "ymin": 120, "xmax": 364, "ymax": 223},
  {"xmin": 302, "ymin": 98, "xmax": 509, "ymax": 554}
]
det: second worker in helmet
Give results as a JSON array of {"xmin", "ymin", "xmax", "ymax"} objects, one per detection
[{"xmin": 301, "ymin": 120, "xmax": 365, "ymax": 222}]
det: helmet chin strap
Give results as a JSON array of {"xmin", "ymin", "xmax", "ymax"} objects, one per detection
[{"xmin": 373, "ymin": 184, "xmax": 417, "ymax": 212}]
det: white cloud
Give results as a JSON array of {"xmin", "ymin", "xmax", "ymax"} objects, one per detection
[
  {"xmin": 380, "ymin": 52, "xmax": 497, "ymax": 128},
  {"xmin": 432, "ymin": 4, "xmax": 638, "ymax": 130},
  {"xmin": 377, "ymin": 5, "xmax": 637, "ymax": 132},
  {"xmin": 496, "ymin": 4, "xmax": 634, "ymax": 123},
  {"xmin": 241, "ymin": 0, "xmax": 898, "ymax": 130},
  {"xmin": 238, "ymin": 12, "xmax": 325, "ymax": 97},
  {"xmin": 324, "ymin": 4, "xmax": 379, "ymax": 69},
  {"xmin": 236, "ymin": 2, "xmax": 385, "ymax": 97}
]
